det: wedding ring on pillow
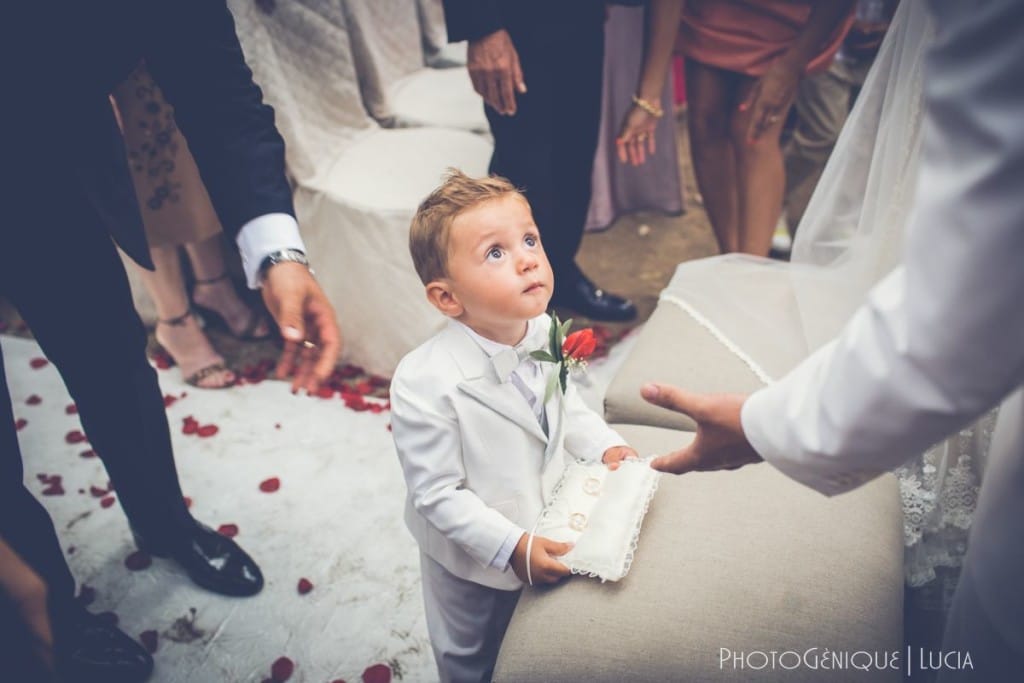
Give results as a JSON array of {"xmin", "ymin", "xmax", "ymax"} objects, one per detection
[
  {"xmin": 582, "ymin": 476, "xmax": 602, "ymax": 496},
  {"xmin": 569, "ymin": 512, "xmax": 588, "ymax": 532}
]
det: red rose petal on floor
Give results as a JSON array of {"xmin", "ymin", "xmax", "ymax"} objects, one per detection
[
  {"xmin": 183, "ymin": 496, "xmax": 193, "ymax": 508},
  {"xmin": 29, "ymin": 357, "xmax": 49, "ymax": 369},
  {"xmin": 217, "ymin": 523, "xmax": 239, "ymax": 538},
  {"xmin": 355, "ymin": 380, "xmax": 372, "ymax": 395},
  {"xmin": 90, "ymin": 485, "xmax": 110, "ymax": 498},
  {"xmin": 100, "ymin": 496, "xmax": 116, "ymax": 509},
  {"xmin": 79, "ymin": 449, "xmax": 97, "ymax": 459},
  {"xmin": 15, "ymin": 418, "xmax": 27, "ymax": 431},
  {"xmin": 386, "ymin": 423, "xmax": 392, "ymax": 432},
  {"xmin": 124, "ymin": 551, "xmax": 152, "ymax": 571},
  {"xmin": 362, "ymin": 663, "xmax": 392, "ymax": 683},
  {"xmin": 77, "ymin": 585, "xmax": 96, "ymax": 606},
  {"xmin": 140, "ymin": 630, "xmax": 159, "ymax": 654},
  {"xmin": 197, "ymin": 424, "xmax": 219, "ymax": 438},
  {"xmin": 26, "ymin": 394, "xmax": 42, "ymax": 405},
  {"xmin": 163, "ymin": 394, "xmax": 178, "ymax": 408},
  {"xmin": 259, "ymin": 477, "xmax": 280, "ymax": 493},
  {"xmin": 182, "ymin": 416, "xmax": 198, "ymax": 435},
  {"xmin": 65, "ymin": 403, "xmax": 78, "ymax": 415},
  {"xmin": 67, "ymin": 546, "xmax": 76, "ymax": 555},
  {"xmin": 151, "ymin": 350, "xmax": 173, "ymax": 370},
  {"xmin": 316, "ymin": 386, "xmax": 334, "ymax": 399},
  {"xmin": 297, "ymin": 578, "xmax": 313, "ymax": 595},
  {"xmin": 330, "ymin": 680, "xmax": 348, "ymax": 683},
  {"xmin": 65, "ymin": 430, "xmax": 87, "ymax": 444},
  {"xmin": 275, "ymin": 423, "xmax": 281, "ymax": 430},
  {"xmin": 270, "ymin": 656, "xmax": 295, "ymax": 682},
  {"xmin": 96, "ymin": 611, "xmax": 119, "ymax": 627},
  {"xmin": 42, "ymin": 477, "xmax": 65, "ymax": 496}
]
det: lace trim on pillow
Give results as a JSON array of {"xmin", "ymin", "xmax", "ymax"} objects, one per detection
[{"xmin": 659, "ymin": 293, "xmax": 774, "ymax": 385}]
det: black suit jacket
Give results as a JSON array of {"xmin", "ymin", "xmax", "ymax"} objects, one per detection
[
  {"xmin": 442, "ymin": 0, "xmax": 605, "ymax": 43},
  {"xmin": 4, "ymin": 0, "xmax": 293, "ymax": 269}
]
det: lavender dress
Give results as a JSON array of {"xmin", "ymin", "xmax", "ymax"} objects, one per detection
[{"xmin": 585, "ymin": 3, "xmax": 684, "ymax": 232}]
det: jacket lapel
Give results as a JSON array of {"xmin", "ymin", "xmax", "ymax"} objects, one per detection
[{"xmin": 443, "ymin": 322, "xmax": 549, "ymax": 444}]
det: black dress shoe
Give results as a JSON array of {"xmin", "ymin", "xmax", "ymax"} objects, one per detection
[
  {"xmin": 552, "ymin": 275, "xmax": 638, "ymax": 322},
  {"xmin": 56, "ymin": 604, "xmax": 153, "ymax": 683},
  {"xmin": 133, "ymin": 522, "xmax": 264, "ymax": 597}
]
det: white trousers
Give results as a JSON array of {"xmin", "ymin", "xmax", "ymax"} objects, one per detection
[{"xmin": 420, "ymin": 552, "xmax": 521, "ymax": 683}]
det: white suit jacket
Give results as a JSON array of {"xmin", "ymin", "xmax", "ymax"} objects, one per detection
[
  {"xmin": 391, "ymin": 316, "xmax": 625, "ymax": 590},
  {"xmin": 742, "ymin": 0, "xmax": 1024, "ymax": 648}
]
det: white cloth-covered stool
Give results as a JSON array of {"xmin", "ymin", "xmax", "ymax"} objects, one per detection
[
  {"xmin": 342, "ymin": 0, "xmax": 486, "ymax": 132},
  {"xmin": 229, "ymin": 0, "xmax": 492, "ymax": 375},
  {"xmin": 416, "ymin": 0, "xmax": 468, "ymax": 68}
]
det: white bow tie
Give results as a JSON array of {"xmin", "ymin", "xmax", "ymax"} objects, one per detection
[{"xmin": 492, "ymin": 324, "xmax": 549, "ymax": 382}]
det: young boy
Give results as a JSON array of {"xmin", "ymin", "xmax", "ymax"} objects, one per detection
[{"xmin": 390, "ymin": 170, "xmax": 637, "ymax": 682}]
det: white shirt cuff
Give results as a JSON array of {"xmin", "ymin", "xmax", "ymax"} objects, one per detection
[
  {"xmin": 235, "ymin": 213, "xmax": 306, "ymax": 289},
  {"xmin": 579, "ymin": 428, "xmax": 629, "ymax": 463},
  {"xmin": 489, "ymin": 527, "xmax": 524, "ymax": 570}
]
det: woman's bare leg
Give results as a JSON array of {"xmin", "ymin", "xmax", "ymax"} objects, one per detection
[
  {"xmin": 686, "ymin": 61, "xmax": 741, "ymax": 253},
  {"xmin": 731, "ymin": 76, "xmax": 793, "ymax": 256},
  {"xmin": 186, "ymin": 235, "xmax": 270, "ymax": 339},
  {"xmin": 136, "ymin": 245, "xmax": 235, "ymax": 388}
]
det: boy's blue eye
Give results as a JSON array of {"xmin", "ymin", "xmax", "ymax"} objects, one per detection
[
  {"xmin": 524, "ymin": 234, "xmax": 537, "ymax": 247},
  {"xmin": 486, "ymin": 247, "xmax": 504, "ymax": 261}
]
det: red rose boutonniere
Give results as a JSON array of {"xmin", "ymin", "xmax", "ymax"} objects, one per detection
[{"xmin": 530, "ymin": 312, "xmax": 597, "ymax": 402}]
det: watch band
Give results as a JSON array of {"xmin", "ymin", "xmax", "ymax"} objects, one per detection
[{"xmin": 257, "ymin": 248, "xmax": 312, "ymax": 283}]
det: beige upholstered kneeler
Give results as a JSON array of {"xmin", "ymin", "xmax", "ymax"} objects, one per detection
[{"xmin": 494, "ymin": 301, "xmax": 905, "ymax": 682}]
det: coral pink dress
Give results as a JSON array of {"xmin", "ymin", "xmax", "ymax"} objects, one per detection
[{"xmin": 679, "ymin": 0, "xmax": 854, "ymax": 77}]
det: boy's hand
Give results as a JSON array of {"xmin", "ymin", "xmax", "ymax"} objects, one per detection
[
  {"xmin": 602, "ymin": 445, "xmax": 639, "ymax": 471},
  {"xmin": 510, "ymin": 533, "xmax": 572, "ymax": 585}
]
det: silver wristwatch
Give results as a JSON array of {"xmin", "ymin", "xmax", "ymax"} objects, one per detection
[{"xmin": 257, "ymin": 248, "xmax": 313, "ymax": 284}]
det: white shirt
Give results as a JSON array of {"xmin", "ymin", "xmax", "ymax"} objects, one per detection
[
  {"xmin": 457, "ymin": 317, "xmax": 548, "ymax": 422},
  {"xmin": 235, "ymin": 213, "xmax": 306, "ymax": 288}
]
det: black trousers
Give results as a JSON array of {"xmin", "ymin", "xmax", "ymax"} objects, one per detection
[
  {"xmin": 485, "ymin": 9, "xmax": 605, "ymax": 292},
  {"xmin": 0, "ymin": 188, "xmax": 193, "ymax": 607}
]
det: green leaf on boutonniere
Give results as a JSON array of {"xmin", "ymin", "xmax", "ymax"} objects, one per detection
[
  {"xmin": 548, "ymin": 313, "xmax": 561, "ymax": 360},
  {"xmin": 559, "ymin": 318, "xmax": 574, "ymax": 347},
  {"xmin": 530, "ymin": 350, "xmax": 558, "ymax": 363}
]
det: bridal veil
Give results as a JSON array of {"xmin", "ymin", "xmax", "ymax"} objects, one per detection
[{"xmin": 659, "ymin": 0, "xmax": 991, "ymax": 590}]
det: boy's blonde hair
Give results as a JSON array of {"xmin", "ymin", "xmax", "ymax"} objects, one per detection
[{"xmin": 409, "ymin": 168, "xmax": 521, "ymax": 284}]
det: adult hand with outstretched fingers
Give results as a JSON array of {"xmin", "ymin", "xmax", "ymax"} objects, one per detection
[{"xmin": 640, "ymin": 383, "xmax": 763, "ymax": 474}]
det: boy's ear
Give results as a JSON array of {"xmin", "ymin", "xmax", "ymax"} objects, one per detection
[{"xmin": 426, "ymin": 279, "xmax": 463, "ymax": 318}]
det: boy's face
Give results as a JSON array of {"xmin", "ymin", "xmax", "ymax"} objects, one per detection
[{"xmin": 437, "ymin": 194, "xmax": 554, "ymax": 336}]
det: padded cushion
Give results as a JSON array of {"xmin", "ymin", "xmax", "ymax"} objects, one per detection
[
  {"xmin": 495, "ymin": 424, "xmax": 904, "ymax": 683},
  {"xmin": 604, "ymin": 302, "xmax": 766, "ymax": 432},
  {"xmin": 296, "ymin": 127, "xmax": 492, "ymax": 375},
  {"xmin": 390, "ymin": 68, "xmax": 487, "ymax": 132}
]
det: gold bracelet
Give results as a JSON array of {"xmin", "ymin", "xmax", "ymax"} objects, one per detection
[{"xmin": 632, "ymin": 94, "xmax": 664, "ymax": 118}]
